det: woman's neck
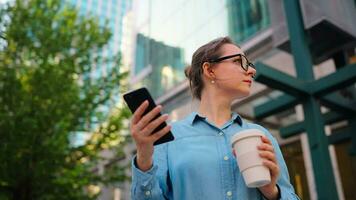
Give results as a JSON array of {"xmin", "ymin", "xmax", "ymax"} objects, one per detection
[{"xmin": 198, "ymin": 90, "xmax": 233, "ymax": 127}]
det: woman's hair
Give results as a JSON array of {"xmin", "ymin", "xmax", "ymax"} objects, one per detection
[{"xmin": 184, "ymin": 36, "xmax": 235, "ymax": 100}]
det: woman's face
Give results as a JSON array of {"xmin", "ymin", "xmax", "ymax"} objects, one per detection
[{"xmin": 208, "ymin": 43, "xmax": 256, "ymax": 99}]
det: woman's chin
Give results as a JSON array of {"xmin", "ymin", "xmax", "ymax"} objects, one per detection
[{"xmin": 233, "ymin": 89, "xmax": 250, "ymax": 99}]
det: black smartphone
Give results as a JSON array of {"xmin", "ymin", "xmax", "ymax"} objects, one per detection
[{"xmin": 123, "ymin": 87, "xmax": 174, "ymax": 145}]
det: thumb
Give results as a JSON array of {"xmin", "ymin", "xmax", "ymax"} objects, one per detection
[{"xmin": 232, "ymin": 149, "xmax": 237, "ymax": 157}]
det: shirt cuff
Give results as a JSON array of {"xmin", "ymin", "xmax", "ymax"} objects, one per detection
[
  {"xmin": 131, "ymin": 155, "xmax": 158, "ymax": 188},
  {"xmin": 259, "ymin": 184, "xmax": 281, "ymax": 200},
  {"xmin": 276, "ymin": 184, "xmax": 281, "ymax": 199},
  {"xmin": 279, "ymin": 183, "xmax": 300, "ymax": 200}
]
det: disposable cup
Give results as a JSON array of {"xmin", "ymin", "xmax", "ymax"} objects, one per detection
[{"xmin": 231, "ymin": 129, "xmax": 271, "ymax": 188}]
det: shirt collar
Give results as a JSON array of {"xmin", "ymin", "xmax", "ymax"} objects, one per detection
[{"xmin": 188, "ymin": 112, "xmax": 243, "ymax": 126}]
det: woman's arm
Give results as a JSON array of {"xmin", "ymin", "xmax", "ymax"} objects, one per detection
[
  {"xmin": 251, "ymin": 124, "xmax": 301, "ymax": 200},
  {"xmin": 131, "ymin": 144, "xmax": 171, "ymax": 200},
  {"xmin": 129, "ymin": 101, "xmax": 172, "ymax": 199}
]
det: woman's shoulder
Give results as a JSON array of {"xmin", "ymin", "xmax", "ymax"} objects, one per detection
[
  {"xmin": 244, "ymin": 122, "xmax": 267, "ymax": 131},
  {"xmin": 170, "ymin": 112, "xmax": 197, "ymax": 126},
  {"xmin": 243, "ymin": 121, "xmax": 279, "ymax": 144},
  {"xmin": 169, "ymin": 112, "xmax": 198, "ymax": 139},
  {"xmin": 244, "ymin": 122, "xmax": 273, "ymax": 137}
]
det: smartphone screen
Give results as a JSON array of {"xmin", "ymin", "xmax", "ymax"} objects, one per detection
[{"xmin": 123, "ymin": 87, "xmax": 174, "ymax": 145}]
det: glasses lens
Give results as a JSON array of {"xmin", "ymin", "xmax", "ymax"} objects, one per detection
[{"xmin": 241, "ymin": 56, "xmax": 249, "ymax": 71}]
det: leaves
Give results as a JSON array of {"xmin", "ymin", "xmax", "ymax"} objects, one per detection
[{"xmin": 0, "ymin": 0, "xmax": 130, "ymax": 199}]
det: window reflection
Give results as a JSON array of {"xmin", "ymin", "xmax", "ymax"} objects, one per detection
[
  {"xmin": 134, "ymin": 0, "xmax": 271, "ymax": 98},
  {"xmin": 227, "ymin": 0, "xmax": 270, "ymax": 43},
  {"xmin": 134, "ymin": 33, "xmax": 185, "ymax": 97}
]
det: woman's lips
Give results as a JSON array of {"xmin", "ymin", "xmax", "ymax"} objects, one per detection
[{"xmin": 243, "ymin": 80, "xmax": 252, "ymax": 83}]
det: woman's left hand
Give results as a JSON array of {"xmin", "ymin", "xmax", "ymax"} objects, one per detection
[{"xmin": 258, "ymin": 136, "xmax": 280, "ymax": 200}]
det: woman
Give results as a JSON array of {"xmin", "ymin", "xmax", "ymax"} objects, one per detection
[{"xmin": 130, "ymin": 37, "xmax": 300, "ymax": 200}]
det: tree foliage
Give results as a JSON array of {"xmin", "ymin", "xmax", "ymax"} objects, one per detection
[{"xmin": 0, "ymin": 0, "xmax": 131, "ymax": 199}]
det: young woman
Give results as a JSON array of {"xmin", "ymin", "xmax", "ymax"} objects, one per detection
[{"xmin": 130, "ymin": 37, "xmax": 300, "ymax": 200}]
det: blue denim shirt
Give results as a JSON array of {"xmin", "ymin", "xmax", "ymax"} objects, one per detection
[{"xmin": 131, "ymin": 112, "xmax": 300, "ymax": 200}]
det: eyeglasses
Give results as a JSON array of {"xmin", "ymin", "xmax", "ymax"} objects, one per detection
[{"xmin": 208, "ymin": 53, "xmax": 255, "ymax": 72}]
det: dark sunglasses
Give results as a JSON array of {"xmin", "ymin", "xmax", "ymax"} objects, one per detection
[{"xmin": 208, "ymin": 53, "xmax": 255, "ymax": 72}]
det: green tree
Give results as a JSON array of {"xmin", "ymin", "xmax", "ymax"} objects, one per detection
[{"xmin": 0, "ymin": 0, "xmax": 131, "ymax": 199}]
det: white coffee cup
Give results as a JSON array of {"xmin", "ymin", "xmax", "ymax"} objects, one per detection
[{"xmin": 231, "ymin": 129, "xmax": 271, "ymax": 188}]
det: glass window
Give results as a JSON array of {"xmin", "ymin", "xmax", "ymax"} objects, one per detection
[
  {"xmin": 134, "ymin": 32, "xmax": 150, "ymax": 75},
  {"xmin": 281, "ymin": 141, "xmax": 311, "ymax": 200},
  {"xmin": 334, "ymin": 139, "xmax": 356, "ymax": 200},
  {"xmin": 226, "ymin": 0, "xmax": 270, "ymax": 43},
  {"xmin": 133, "ymin": 0, "xmax": 271, "ymax": 98}
]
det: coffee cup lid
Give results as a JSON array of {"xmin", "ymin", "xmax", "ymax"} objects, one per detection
[{"xmin": 231, "ymin": 129, "xmax": 265, "ymax": 147}]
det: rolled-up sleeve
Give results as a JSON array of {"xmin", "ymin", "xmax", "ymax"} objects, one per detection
[{"xmin": 131, "ymin": 144, "xmax": 170, "ymax": 200}]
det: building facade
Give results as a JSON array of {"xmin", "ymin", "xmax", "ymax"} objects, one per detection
[
  {"xmin": 67, "ymin": 0, "xmax": 132, "ymax": 98},
  {"xmin": 122, "ymin": 0, "xmax": 356, "ymax": 200},
  {"xmin": 64, "ymin": 0, "xmax": 133, "ymax": 139}
]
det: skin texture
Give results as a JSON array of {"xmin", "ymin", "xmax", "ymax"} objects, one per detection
[{"xmin": 130, "ymin": 43, "xmax": 279, "ymax": 200}]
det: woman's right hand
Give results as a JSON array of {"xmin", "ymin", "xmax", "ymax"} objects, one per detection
[{"xmin": 130, "ymin": 100, "xmax": 171, "ymax": 171}]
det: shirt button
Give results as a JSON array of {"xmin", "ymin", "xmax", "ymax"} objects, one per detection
[
  {"xmin": 224, "ymin": 156, "xmax": 229, "ymax": 161},
  {"xmin": 145, "ymin": 191, "xmax": 151, "ymax": 196},
  {"xmin": 218, "ymin": 132, "xmax": 224, "ymax": 136},
  {"xmin": 227, "ymin": 191, "xmax": 232, "ymax": 197}
]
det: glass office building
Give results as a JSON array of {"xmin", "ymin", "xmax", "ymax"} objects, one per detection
[
  {"xmin": 131, "ymin": 0, "xmax": 270, "ymax": 98},
  {"xmin": 126, "ymin": 0, "xmax": 356, "ymax": 200},
  {"xmin": 67, "ymin": 0, "xmax": 132, "ymax": 75},
  {"xmin": 66, "ymin": 0, "xmax": 133, "ymax": 106},
  {"xmin": 63, "ymin": 1, "xmax": 135, "ymax": 199},
  {"xmin": 64, "ymin": 0, "xmax": 133, "ymax": 145}
]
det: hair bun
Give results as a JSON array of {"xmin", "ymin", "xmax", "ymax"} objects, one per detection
[{"xmin": 184, "ymin": 65, "xmax": 192, "ymax": 78}]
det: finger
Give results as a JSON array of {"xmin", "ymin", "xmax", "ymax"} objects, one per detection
[
  {"xmin": 149, "ymin": 125, "xmax": 171, "ymax": 141},
  {"xmin": 136, "ymin": 105, "xmax": 162, "ymax": 130},
  {"xmin": 132, "ymin": 100, "xmax": 149, "ymax": 124},
  {"xmin": 261, "ymin": 136, "xmax": 272, "ymax": 145},
  {"xmin": 259, "ymin": 151, "xmax": 277, "ymax": 163},
  {"xmin": 262, "ymin": 159, "xmax": 279, "ymax": 177},
  {"xmin": 258, "ymin": 143, "xmax": 274, "ymax": 152},
  {"xmin": 141, "ymin": 114, "xmax": 169, "ymax": 136},
  {"xmin": 232, "ymin": 149, "xmax": 236, "ymax": 158}
]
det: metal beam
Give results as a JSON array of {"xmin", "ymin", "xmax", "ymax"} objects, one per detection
[
  {"xmin": 254, "ymin": 94, "xmax": 299, "ymax": 120},
  {"xmin": 251, "ymin": 0, "xmax": 353, "ymax": 197},
  {"xmin": 349, "ymin": 117, "xmax": 356, "ymax": 156},
  {"xmin": 311, "ymin": 63, "xmax": 356, "ymax": 97},
  {"xmin": 279, "ymin": 111, "xmax": 346, "ymax": 138},
  {"xmin": 301, "ymin": 98, "xmax": 338, "ymax": 199},
  {"xmin": 254, "ymin": 92, "xmax": 355, "ymax": 120},
  {"xmin": 320, "ymin": 93, "xmax": 356, "ymax": 114},
  {"xmin": 254, "ymin": 62, "xmax": 310, "ymax": 97},
  {"xmin": 280, "ymin": 121, "xmax": 305, "ymax": 138},
  {"xmin": 328, "ymin": 129, "xmax": 350, "ymax": 144},
  {"xmin": 284, "ymin": 0, "xmax": 338, "ymax": 198},
  {"xmin": 326, "ymin": 116, "xmax": 356, "ymax": 156},
  {"xmin": 323, "ymin": 111, "xmax": 347, "ymax": 124}
]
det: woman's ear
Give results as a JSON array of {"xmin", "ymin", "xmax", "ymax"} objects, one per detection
[{"xmin": 202, "ymin": 62, "xmax": 215, "ymax": 79}]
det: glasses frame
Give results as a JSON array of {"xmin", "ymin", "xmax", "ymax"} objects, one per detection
[{"xmin": 208, "ymin": 53, "xmax": 255, "ymax": 72}]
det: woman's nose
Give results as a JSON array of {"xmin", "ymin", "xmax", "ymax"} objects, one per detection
[{"xmin": 248, "ymin": 66, "xmax": 256, "ymax": 78}]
